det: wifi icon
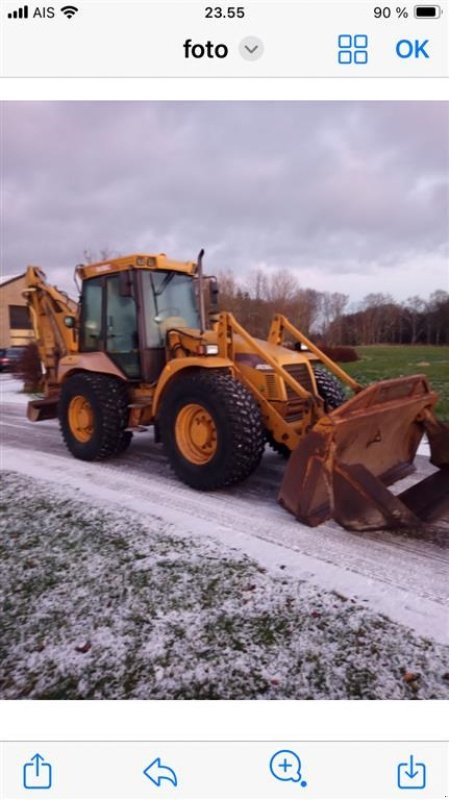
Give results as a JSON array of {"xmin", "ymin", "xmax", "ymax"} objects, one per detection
[{"xmin": 61, "ymin": 5, "xmax": 78, "ymax": 18}]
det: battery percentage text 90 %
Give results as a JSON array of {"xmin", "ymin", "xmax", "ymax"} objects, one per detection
[{"xmin": 374, "ymin": 6, "xmax": 409, "ymax": 17}]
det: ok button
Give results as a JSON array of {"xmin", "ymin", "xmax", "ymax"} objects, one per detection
[{"xmin": 396, "ymin": 38, "xmax": 430, "ymax": 58}]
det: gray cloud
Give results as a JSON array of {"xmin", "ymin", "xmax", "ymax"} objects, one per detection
[{"xmin": 1, "ymin": 101, "xmax": 448, "ymax": 300}]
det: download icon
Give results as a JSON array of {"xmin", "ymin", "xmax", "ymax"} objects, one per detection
[{"xmin": 397, "ymin": 755, "xmax": 426, "ymax": 790}]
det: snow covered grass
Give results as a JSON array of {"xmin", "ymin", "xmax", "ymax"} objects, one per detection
[{"xmin": 1, "ymin": 471, "xmax": 448, "ymax": 700}]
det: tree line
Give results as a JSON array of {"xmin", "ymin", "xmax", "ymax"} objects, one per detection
[{"xmin": 217, "ymin": 268, "xmax": 449, "ymax": 346}]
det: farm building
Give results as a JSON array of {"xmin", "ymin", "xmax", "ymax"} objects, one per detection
[{"xmin": 0, "ymin": 273, "xmax": 34, "ymax": 348}]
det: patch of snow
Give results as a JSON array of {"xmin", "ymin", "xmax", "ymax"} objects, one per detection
[
  {"xmin": 2, "ymin": 444, "xmax": 448, "ymax": 648},
  {"xmin": 0, "ymin": 273, "xmax": 23, "ymax": 286},
  {"xmin": 0, "ymin": 376, "xmax": 29, "ymax": 405},
  {"xmin": 417, "ymin": 437, "xmax": 430, "ymax": 457},
  {"xmin": 1, "ymin": 470, "xmax": 448, "ymax": 700}
]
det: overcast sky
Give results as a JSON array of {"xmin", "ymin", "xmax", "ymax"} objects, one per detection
[{"xmin": 1, "ymin": 101, "xmax": 448, "ymax": 304}]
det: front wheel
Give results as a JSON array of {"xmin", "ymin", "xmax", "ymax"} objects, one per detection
[
  {"xmin": 158, "ymin": 370, "xmax": 265, "ymax": 490},
  {"xmin": 59, "ymin": 372, "xmax": 131, "ymax": 461}
]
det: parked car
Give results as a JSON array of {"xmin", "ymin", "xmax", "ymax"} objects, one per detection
[{"xmin": 0, "ymin": 347, "xmax": 27, "ymax": 372}]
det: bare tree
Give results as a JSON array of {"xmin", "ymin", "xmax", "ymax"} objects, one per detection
[
  {"xmin": 294, "ymin": 288, "xmax": 321, "ymax": 336},
  {"xmin": 320, "ymin": 291, "xmax": 349, "ymax": 343},
  {"xmin": 82, "ymin": 248, "xmax": 116, "ymax": 264},
  {"xmin": 245, "ymin": 268, "xmax": 268, "ymax": 301},
  {"xmin": 405, "ymin": 296, "xmax": 426, "ymax": 344},
  {"xmin": 428, "ymin": 290, "xmax": 449, "ymax": 345},
  {"xmin": 359, "ymin": 293, "xmax": 394, "ymax": 344}
]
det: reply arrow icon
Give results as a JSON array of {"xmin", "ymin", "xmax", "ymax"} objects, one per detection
[{"xmin": 143, "ymin": 757, "xmax": 178, "ymax": 787}]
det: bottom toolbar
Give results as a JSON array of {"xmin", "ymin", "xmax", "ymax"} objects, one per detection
[{"xmin": 1, "ymin": 741, "xmax": 448, "ymax": 799}]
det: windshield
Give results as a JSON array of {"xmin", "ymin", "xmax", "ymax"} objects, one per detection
[{"xmin": 142, "ymin": 270, "xmax": 200, "ymax": 347}]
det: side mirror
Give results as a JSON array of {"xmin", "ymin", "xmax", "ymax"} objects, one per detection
[
  {"xmin": 64, "ymin": 315, "xmax": 76, "ymax": 328},
  {"xmin": 208, "ymin": 277, "xmax": 219, "ymax": 313}
]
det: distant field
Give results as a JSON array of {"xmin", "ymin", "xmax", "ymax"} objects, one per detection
[{"xmin": 340, "ymin": 345, "xmax": 449, "ymax": 420}]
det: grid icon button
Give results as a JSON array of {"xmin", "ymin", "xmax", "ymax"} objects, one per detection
[{"xmin": 337, "ymin": 34, "xmax": 369, "ymax": 65}]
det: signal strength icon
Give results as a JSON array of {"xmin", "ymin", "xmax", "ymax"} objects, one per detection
[
  {"xmin": 61, "ymin": 5, "xmax": 78, "ymax": 18},
  {"xmin": 7, "ymin": 5, "xmax": 28, "ymax": 18}
]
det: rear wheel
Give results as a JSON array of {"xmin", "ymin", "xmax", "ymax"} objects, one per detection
[
  {"xmin": 59, "ymin": 373, "xmax": 131, "ymax": 461},
  {"xmin": 159, "ymin": 370, "xmax": 265, "ymax": 489},
  {"xmin": 314, "ymin": 367, "xmax": 346, "ymax": 410}
]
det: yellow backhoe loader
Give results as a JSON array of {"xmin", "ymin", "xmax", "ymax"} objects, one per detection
[{"xmin": 23, "ymin": 251, "xmax": 449, "ymax": 532}]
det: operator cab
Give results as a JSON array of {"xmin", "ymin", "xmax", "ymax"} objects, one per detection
[{"xmin": 79, "ymin": 256, "xmax": 201, "ymax": 382}]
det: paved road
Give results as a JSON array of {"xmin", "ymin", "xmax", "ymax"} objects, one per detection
[{"xmin": 1, "ymin": 396, "xmax": 448, "ymax": 643}]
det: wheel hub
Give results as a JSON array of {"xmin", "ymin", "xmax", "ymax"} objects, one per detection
[
  {"xmin": 68, "ymin": 395, "xmax": 94, "ymax": 443},
  {"xmin": 175, "ymin": 403, "xmax": 217, "ymax": 464}
]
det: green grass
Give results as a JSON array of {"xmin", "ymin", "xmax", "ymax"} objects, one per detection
[{"xmin": 340, "ymin": 345, "xmax": 449, "ymax": 420}]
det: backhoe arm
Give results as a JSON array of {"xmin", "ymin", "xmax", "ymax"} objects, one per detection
[{"xmin": 23, "ymin": 266, "xmax": 79, "ymax": 387}]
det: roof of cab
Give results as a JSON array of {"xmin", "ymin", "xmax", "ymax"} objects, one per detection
[{"xmin": 77, "ymin": 254, "xmax": 197, "ymax": 281}]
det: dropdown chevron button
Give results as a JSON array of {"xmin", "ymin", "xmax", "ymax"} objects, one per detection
[{"xmin": 239, "ymin": 36, "xmax": 264, "ymax": 60}]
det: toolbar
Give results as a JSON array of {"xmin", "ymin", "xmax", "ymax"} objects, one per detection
[{"xmin": 1, "ymin": 741, "xmax": 448, "ymax": 799}]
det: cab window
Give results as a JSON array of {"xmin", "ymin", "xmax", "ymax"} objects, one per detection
[
  {"xmin": 81, "ymin": 277, "xmax": 103, "ymax": 351},
  {"xmin": 105, "ymin": 274, "xmax": 140, "ymax": 378}
]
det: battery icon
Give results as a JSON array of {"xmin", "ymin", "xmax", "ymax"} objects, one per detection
[{"xmin": 414, "ymin": 5, "xmax": 441, "ymax": 17}]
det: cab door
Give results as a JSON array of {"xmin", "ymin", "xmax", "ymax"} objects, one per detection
[
  {"xmin": 105, "ymin": 273, "xmax": 140, "ymax": 378},
  {"xmin": 80, "ymin": 273, "xmax": 140, "ymax": 379}
]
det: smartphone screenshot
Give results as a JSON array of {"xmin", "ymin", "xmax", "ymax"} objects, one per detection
[{"xmin": 0, "ymin": 1, "xmax": 448, "ymax": 799}]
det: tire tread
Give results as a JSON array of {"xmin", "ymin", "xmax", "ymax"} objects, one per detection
[
  {"xmin": 160, "ymin": 370, "xmax": 265, "ymax": 489},
  {"xmin": 59, "ymin": 372, "xmax": 131, "ymax": 461},
  {"xmin": 314, "ymin": 366, "xmax": 347, "ymax": 409}
]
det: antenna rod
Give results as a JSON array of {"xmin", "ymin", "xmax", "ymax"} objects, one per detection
[{"xmin": 197, "ymin": 248, "xmax": 206, "ymax": 334}]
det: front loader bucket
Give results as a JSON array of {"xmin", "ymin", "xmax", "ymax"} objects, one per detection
[{"xmin": 278, "ymin": 375, "xmax": 449, "ymax": 531}]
